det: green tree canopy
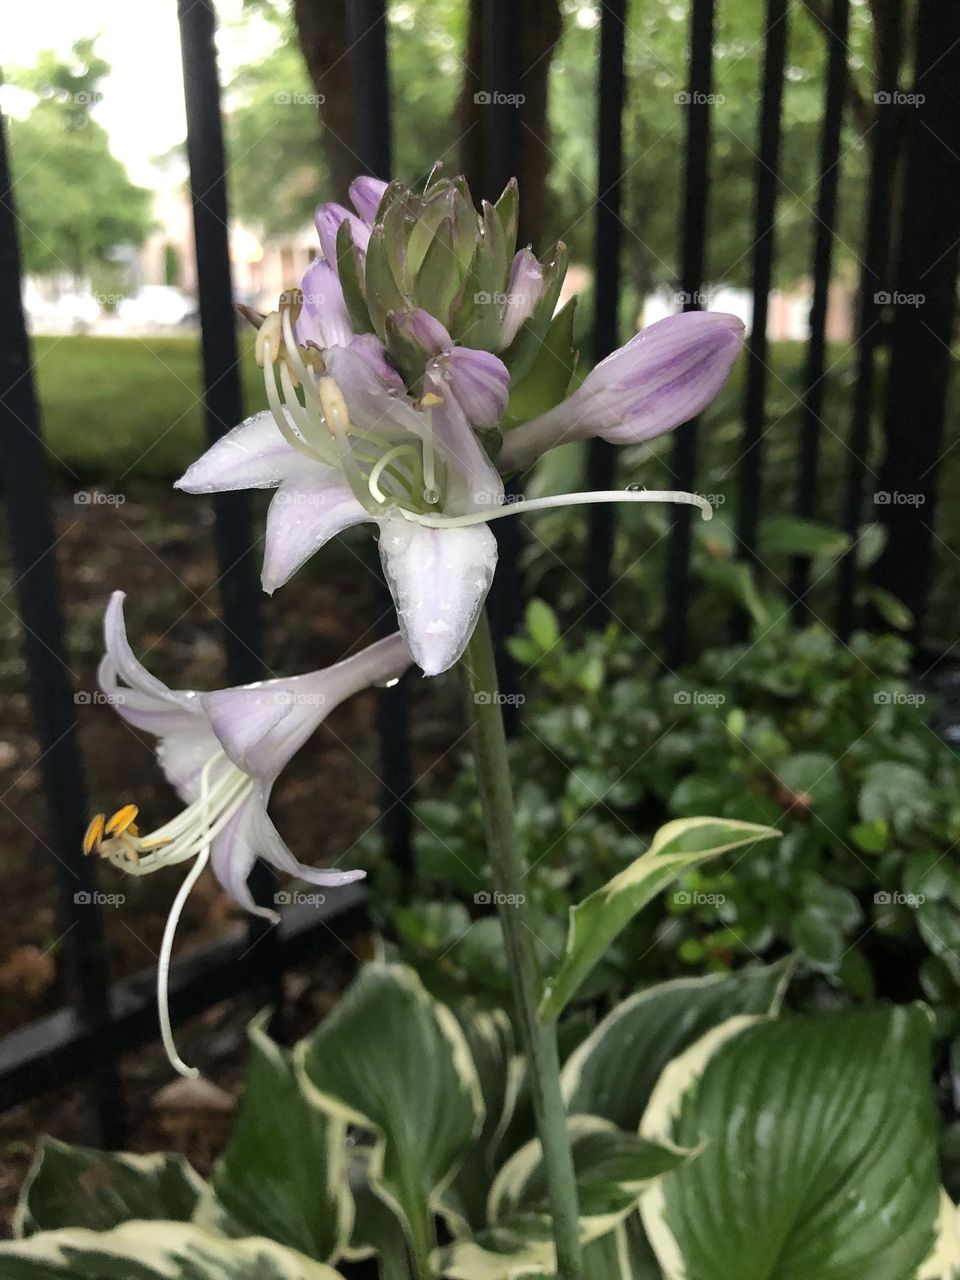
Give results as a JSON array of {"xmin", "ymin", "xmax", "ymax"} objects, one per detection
[{"xmin": 8, "ymin": 38, "xmax": 152, "ymax": 279}]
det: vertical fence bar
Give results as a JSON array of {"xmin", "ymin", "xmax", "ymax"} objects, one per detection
[
  {"xmin": 177, "ymin": 1, "xmax": 277, "ymax": 957},
  {"xmin": 790, "ymin": 0, "xmax": 849, "ymax": 615},
  {"xmin": 663, "ymin": 0, "xmax": 715, "ymax": 664},
  {"xmin": 873, "ymin": 0, "xmax": 960, "ymax": 649},
  {"xmin": 835, "ymin": 0, "xmax": 902, "ymax": 640},
  {"xmin": 348, "ymin": 2, "xmax": 414, "ymax": 875},
  {"xmin": 735, "ymin": 0, "xmax": 789, "ymax": 600},
  {"xmin": 480, "ymin": 0, "xmax": 523, "ymax": 709},
  {"xmin": 585, "ymin": 0, "xmax": 628, "ymax": 625},
  {"xmin": 0, "ymin": 112, "xmax": 122, "ymax": 1141}
]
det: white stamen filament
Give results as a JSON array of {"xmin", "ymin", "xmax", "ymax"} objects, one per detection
[
  {"xmin": 156, "ymin": 756, "xmax": 215, "ymax": 1080},
  {"xmin": 278, "ymin": 360, "xmax": 336, "ymax": 464},
  {"xmin": 262, "ymin": 344, "xmax": 331, "ymax": 465},
  {"xmin": 108, "ymin": 755, "xmax": 254, "ymax": 875},
  {"xmin": 368, "ymin": 444, "xmax": 421, "ymax": 504},
  {"xmin": 399, "ymin": 488, "xmax": 714, "ymax": 529}
]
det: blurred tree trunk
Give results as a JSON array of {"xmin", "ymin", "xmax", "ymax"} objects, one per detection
[
  {"xmin": 292, "ymin": 0, "xmax": 357, "ymax": 203},
  {"xmin": 457, "ymin": 0, "xmax": 563, "ymax": 247}
]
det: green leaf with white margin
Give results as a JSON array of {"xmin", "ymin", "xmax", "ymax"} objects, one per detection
[
  {"xmin": 579, "ymin": 1214, "xmax": 663, "ymax": 1280},
  {"xmin": 640, "ymin": 1005, "xmax": 940, "ymax": 1280},
  {"xmin": 442, "ymin": 1005, "xmax": 524, "ymax": 1235},
  {"xmin": 14, "ymin": 1139, "xmax": 204, "ymax": 1238},
  {"xmin": 490, "ymin": 1116, "xmax": 684, "ymax": 1243},
  {"xmin": 561, "ymin": 959, "xmax": 792, "ymax": 1132},
  {"xmin": 194, "ymin": 1012, "xmax": 350, "ymax": 1262},
  {"xmin": 437, "ymin": 1122, "xmax": 678, "ymax": 1280},
  {"xmin": 342, "ymin": 1151, "xmax": 410, "ymax": 1280},
  {"xmin": 0, "ymin": 1221, "xmax": 346, "ymax": 1278},
  {"xmin": 540, "ymin": 818, "xmax": 782, "ymax": 1021},
  {"xmin": 918, "ymin": 1190, "xmax": 960, "ymax": 1279},
  {"xmin": 296, "ymin": 964, "xmax": 483, "ymax": 1262}
]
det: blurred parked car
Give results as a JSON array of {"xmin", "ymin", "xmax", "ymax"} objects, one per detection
[{"xmin": 117, "ymin": 286, "xmax": 197, "ymax": 328}]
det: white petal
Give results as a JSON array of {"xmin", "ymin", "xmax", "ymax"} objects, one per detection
[
  {"xmin": 175, "ymin": 412, "xmax": 301, "ymax": 493},
  {"xmin": 100, "ymin": 592, "xmax": 199, "ymax": 717},
  {"xmin": 247, "ymin": 794, "xmax": 366, "ymax": 888},
  {"xmin": 201, "ymin": 634, "xmax": 410, "ymax": 779},
  {"xmin": 209, "ymin": 798, "xmax": 278, "ymax": 922},
  {"xmin": 261, "ymin": 466, "xmax": 370, "ymax": 593},
  {"xmin": 378, "ymin": 510, "xmax": 497, "ymax": 676},
  {"xmin": 156, "ymin": 722, "xmax": 228, "ymax": 802}
]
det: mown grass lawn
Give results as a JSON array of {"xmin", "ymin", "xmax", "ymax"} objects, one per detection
[{"xmin": 33, "ymin": 332, "xmax": 268, "ymax": 481}]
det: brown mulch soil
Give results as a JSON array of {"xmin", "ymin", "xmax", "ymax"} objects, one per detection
[{"xmin": 0, "ymin": 480, "xmax": 463, "ymax": 1229}]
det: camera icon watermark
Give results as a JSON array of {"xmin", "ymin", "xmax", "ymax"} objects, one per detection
[
  {"xmin": 674, "ymin": 689, "xmax": 726, "ymax": 706},
  {"xmin": 873, "ymin": 490, "xmax": 926, "ymax": 506},
  {"xmin": 874, "ymin": 290, "xmax": 925, "ymax": 308},
  {"xmin": 474, "ymin": 890, "xmax": 526, "ymax": 907},
  {"xmin": 473, "ymin": 691, "xmax": 526, "ymax": 706},
  {"xmin": 274, "ymin": 91, "xmax": 326, "ymax": 106},
  {"xmin": 274, "ymin": 890, "xmax": 327, "ymax": 907},
  {"xmin": 74, "ymin": 890, "xmax": 125, "ymax": 906},
  {"xmin": 74, "ymin": 690, "xmax": 127, "ymax": 706},
  {"xmin": 473, "ymin": 90, "xmax": 525, "ymax": 107},
  {"xmin": 874, "ymin": 90, "xmax": 925, "ymax": 107},
  {"xmin": 873, "ymin": 690, "xmax": 925, "ymax": 706},
  {"xmin": 674, "ymin": 90, "xmax": 725, "ymax": 106},
  {"xmin": 874, "ymin": 890, "xmax": 925, "ymax": 907},
  {"xmin": 673, "ymin": 890, "xmax": 726, "ymax": 906},
  {"xmin": 74, "ymin": 490, "xmax": 126, "ymax": 506}
]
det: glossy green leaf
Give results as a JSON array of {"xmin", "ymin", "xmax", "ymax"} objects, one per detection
[
  {"xmin": 296, "ymin": 964, "xmax": 483, "ymax": 1261},
  {"xmin": 561, "ymin": 961, "xmax": 791, "ymax": 1130},
  {"xmin": 0, "ymin": 1221, "xmax": 345, "ymax": 1279},
  {"xmin": 195, "ymin": 1014, "xmax": 349, "ymax": 1261},
  {"xmin": 540, "ymin": 818, "xmax": 781, "ymax": 1020},
  {"xmin": 641, "ymin": 1006, "xmax": 940, "ymax": 1280},
  {"xmin": 15, "ymin": 1141, "xmax": 203, "ymax": 1238}
]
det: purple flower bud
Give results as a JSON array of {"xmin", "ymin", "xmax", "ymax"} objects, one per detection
[
  {"xmin": 294, "ymin": 259, "xmax": 353, "ymax": 350},
  {"xmin": 499, "ymin": 312, "xmax": 745, "ymax": 472},
  {"xmin": 426, "ymin": 347, "xmax": 509, "ymax": 432},
  {"xmin": 314, "ymin": 201, "xmax": 372, "ymax": 264},
  {"xmin": 350, "ymin": 175, "xmax": 389, "ymax": 224},
  {"xmin": 500, "ymin": 248, "xmax": 545, "ymax": 348}
]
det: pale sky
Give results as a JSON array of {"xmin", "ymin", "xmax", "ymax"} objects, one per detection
[{"xmin": 2, "ymin": 0, "xmax": 277, "ymax": 187}]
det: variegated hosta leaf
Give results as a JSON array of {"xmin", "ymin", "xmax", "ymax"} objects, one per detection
[
  {"xmin": 442, "ymin": 1004, "xmax": 524, "ymax": 1235},
  {"xmin": 14, "ymin": 1139, "xmax": 204, "ymax": 1238},
  {"xmin": 489, "ymin": 1116, "xmax": 684, "ymax": 1244},
  {"xmin": 437, "ymin": 1208, "xmax": 665, "ymax": 1279},
  {"xmin": 561, "ymin": 960, "xmax": 792, "ymax": 1131},
  {"xmin": 194, "ymin": 1013, "xmax": 350, "ymax": 1262},
  {"xmin": 343, "ymin": 1151, "xmax": 411, "ymax": 1280},
  {"xmin": 436, "ymin": 1224, "xmax": 555, "ymax": 1279},
  {"xmin": 579, "ymin": 1214, "xmax": 663, "ymax": 1280},
  {"xmin": 539, "ymin": 818, "xmax": 782, "ymax": 1021},
  {"xmin": 295, "ymin": 964, "xmax": 483, "ymax": 1259},
  {"xmin": 918, "ymin": 1189, "xmax": 960, "ymax": 1279},
  {"xmin": 0, "ymin": 1221, "xmax": 345, "ymax": 1278},
  {"xmin": 641, "ymin": 1006, "xmax": 940, "ymax": 1280}
]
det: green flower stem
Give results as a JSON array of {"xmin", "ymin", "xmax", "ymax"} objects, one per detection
[{"xmin": 461, "ymin": 609, "xmax": 583, "ymax": 1280}]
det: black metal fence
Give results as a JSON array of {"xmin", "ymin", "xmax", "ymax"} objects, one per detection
[{"xmin": 1, "ymin": 0, "xmax": 958, "ymax": 1145}]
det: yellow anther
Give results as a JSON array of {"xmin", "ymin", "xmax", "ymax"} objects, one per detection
[
  {"xmin": 419, "ymin": 391, "xmax": 444, "ymax": 410},
  {"xmin": 105, "ymin": 803, "xmax": 139, "ymax": 837},
  {"xmin": 255, "ymin": 311, "xmax": 283, "ymax": 369},
  {"xmin": 318, "ymin": 377, "xmax": 351, "ymax": 435},
  {"xmin": 83, "ymin": 813, "xmax": 106, "ymax": 856}
]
